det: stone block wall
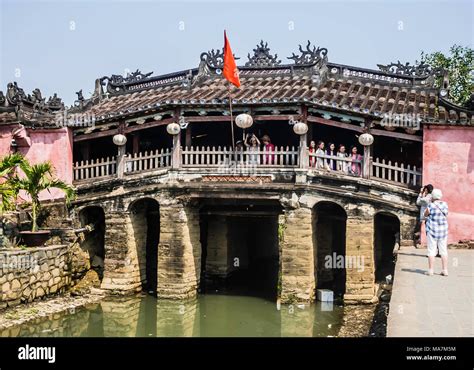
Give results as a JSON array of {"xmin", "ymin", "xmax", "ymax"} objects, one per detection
[{"xmin": 0, "ymin": 245, "xmax": 71, "ymax": 309}]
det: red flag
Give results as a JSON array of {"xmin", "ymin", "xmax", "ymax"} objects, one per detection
[{"xmin": 223, "ymin": 31, "xmax": 240, "ymax": 88}]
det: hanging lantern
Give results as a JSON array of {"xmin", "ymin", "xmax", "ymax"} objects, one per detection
[
  {"xmin": 235, "ymin": 113, "xmax": 253, "ymax": 129},
  {"xmin": 293, "ymin": 121, "xmax": 308, "ymax": 135},
  {"xmin": 166, "ymin": 122, "xmax": 181, "ymax": 135},
  {"xmin": 112, "ymin": 133, "xmax": 127, "ymax": 146},
  {"xmin": 358, "ymin": 132, "xmax": 374, "ymax": 146}
]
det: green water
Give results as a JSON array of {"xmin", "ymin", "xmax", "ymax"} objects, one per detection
[{"xmin": 1, "ymin": 293, "xmax": 345, "ymax": 337}]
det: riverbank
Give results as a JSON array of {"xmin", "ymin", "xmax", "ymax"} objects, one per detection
[{"xmin": 0, "ymin": 290, "xmax": 105, "ymax": 334}]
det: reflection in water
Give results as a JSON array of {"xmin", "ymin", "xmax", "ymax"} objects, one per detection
[{"xmin": 0, "ymin": 294, "xmax": 344, "ymax": 337}]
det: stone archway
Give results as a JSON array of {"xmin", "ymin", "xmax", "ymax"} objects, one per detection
[
  {"xmin": 374, "ymin": 212, "xmax": 400, "ymax": 282},
  {"xmin": 129, "ymin": 198, "xmax": 160, "ymax": 294},
  {"xmin": 313, "ymin": 201, "xmax": 347, "ymax": 297},
  {"xmin": 78, "ymin": 206, "xmax": 106, "ymax": 280}
]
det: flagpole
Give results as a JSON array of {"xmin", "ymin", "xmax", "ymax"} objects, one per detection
[{"xmin": 228, "ymin": 84, "xmax": 235, "ymax": 150}]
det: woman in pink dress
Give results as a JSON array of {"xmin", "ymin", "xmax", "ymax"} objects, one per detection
[
  {"xmin": 350, "ymin": 145, "xmax": 363, "ymax": 176},
  {"xmin": 261, "ymin": 135, "xmax": 275, "ymax": 165}
]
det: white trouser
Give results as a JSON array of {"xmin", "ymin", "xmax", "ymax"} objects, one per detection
[{"xmin": 427, "ymin": 233, "xmax": 448, "ymax": 257}]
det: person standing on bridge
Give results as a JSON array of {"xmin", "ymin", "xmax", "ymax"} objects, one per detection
[
  {"xmin": 424, "ymin": 189, "xmax": 449, "ymax": 276},
  {"xmin": 414, "ymin": 184, "xmax": 433, "ymax": 245},
  {"xmin": 315, "ymin": 141, "xmax": 327, "ymax": 170},
  {"xmin": 337, "ymin": 144, "xmax": 349, "ymax": 174}
]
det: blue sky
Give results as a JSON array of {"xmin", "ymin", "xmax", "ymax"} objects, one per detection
[{"xmin": 1, "ymin": 0, "xmax": 472, "ymax": 105}]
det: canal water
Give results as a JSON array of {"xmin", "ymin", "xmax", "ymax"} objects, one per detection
[{"xmin": 1, "ymin": 293, "xmax": 345, "ymax": 337}]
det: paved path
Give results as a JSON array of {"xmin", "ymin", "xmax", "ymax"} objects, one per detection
[{"xmin": 387, "ymin": 247, "xmax": 473, "ymax": 337}]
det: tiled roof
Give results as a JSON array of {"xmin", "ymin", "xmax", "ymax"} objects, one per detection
[
  {"xmin": 69, "ymin": 41, "xmax": 473, "ymax": 126},
  {"xmin": 73, "ymin": 72, "xmax": 471, "ymax": 125},
  {"xmin": 2, "ymin": 41, "xmax": 472, "ymax": 128}
]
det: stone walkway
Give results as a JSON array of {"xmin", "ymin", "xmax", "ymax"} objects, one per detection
[{"xmin": 387, "ymin": 247, "xmax": 473, "ymax": 337}]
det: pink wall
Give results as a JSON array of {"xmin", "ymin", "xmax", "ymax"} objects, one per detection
[
  {"xmin": 423, "ymin": 125, "xmax": 474, "ymax": 244},
  {"xmin": 0, "ymin": 125, "xmax": 73, "ymax": 201}
]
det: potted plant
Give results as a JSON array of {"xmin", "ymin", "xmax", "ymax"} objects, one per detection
[{"xmin": 11, "ymin": 158, "xmax": 75, "ymax": 247}]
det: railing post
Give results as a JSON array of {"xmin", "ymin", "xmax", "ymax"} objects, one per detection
[
  {"xmin": 117, "ymin": 144, "xmax": 126, "ymax": 178},
  {"xmin": 362, "ymin": 144, "xmax": 372, "ymax": 179},
  {"xmin": 171, "ymin": 133, "xmax": 181, "ymax": 170}
]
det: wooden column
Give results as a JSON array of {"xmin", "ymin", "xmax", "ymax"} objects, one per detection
[
  {"xmin": 132, "ymin": 133, "xmax": 140, "ymax": 154},
  {"xmin": 116, "ymin": 122, "xmax": 126, "ymax": 178},
  {"xmin": 299, "ymin": 105, "xmax": 309, "ymax": 169},
  {"xmin": 80, "ymin": 141, "xmax": 90, "ymax": 161},
  {"xmin": 171, "ymin": 133, "xmax": 181, "ymax": 169},
  {"xmin": 363, "ymin": 144, "xmax": 372, "ymax": 179},
  {"xmin": 299, "ymin": 133, "xmax": 309, "ymax": 169},
  {"xmin": 185, "ymin": 123, "xmax": 192, "ymax": 148},
  {"xmin": 116, "ymin": 144, "xmax": 126, "ymax": 178}
]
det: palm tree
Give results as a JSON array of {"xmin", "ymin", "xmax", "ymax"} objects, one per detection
[
  {"xmin": 0, "ymin": 153, "xmax": 25, "ymax": 212},
  {"xmin": 13, "ymin": 160, "xmax": 75, "ymax": 231}
]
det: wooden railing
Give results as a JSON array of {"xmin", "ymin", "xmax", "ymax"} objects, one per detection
[
  {"xmin": 371, "ymin": 157, "xmax": 422, "ymax": 186},
  {"xmin": 125, "ymin": 149, "xmax": 172, "ymax": 174},
  {"xmin": 308, "ymin": 152, "xmax": 363, "ymax": 176},
  {"xmin": 181, "ymin": 146, "xmax": 299, "ymax": 168},
  {"xmin": 73, "ymin": 147, "xmax": 422, "ymax": 188},
  {"xmin": 73, "ymin": 157, "xmax": 117, "ymax": 182}
]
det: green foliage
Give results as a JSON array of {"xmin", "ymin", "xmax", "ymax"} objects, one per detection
[
  {"xmin": 0, "ymin": 153, "xmax": 25, "ymax": 212},
  {"xmin": 0, "ymin": 153, "xmax": 76, "ymax": 231},
  {"xmin": 421, "ymin": 45, "xmax": 474, "ymax": 106},
  {"xmin": 12, "ymin": 159, "xmax": 76, "ymax": 231}
]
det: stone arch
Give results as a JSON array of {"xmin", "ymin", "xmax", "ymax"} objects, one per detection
[
  {"xmin": 78, "ymin": 206, "xmax": 106, "ymax": 279},
  {"xmin": 128, "ymin": 197, "xmax": 160, "ymax": 294},
  {"xmin": 374, "ymin": 211, "xmax": 400, "ymax": 282},
  {"xmin": 313, "ymin": 201, "xmax": 347, "ymax": 297}
]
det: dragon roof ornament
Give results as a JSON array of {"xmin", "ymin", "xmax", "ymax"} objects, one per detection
[
  {"xmin": 287, "ymin": 41, "xmax": 328, "ymax": 66},
  {"xmin": 377, "ymin": 60, "xmax": 443, "ymax": 78},
  {"xmin": 0, "ymin": 82, "xmax": 63, "ymax": 112},
  {"xmin": 200, "ymin": 48, "xmax": 240, "ymax": 69},
  {"xmin": 245, "ymin": 40, "xmax": 281, "ymax": 68}
]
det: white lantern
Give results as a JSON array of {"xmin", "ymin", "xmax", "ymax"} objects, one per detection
[
  {"xmin": 166, "ymin": 122, "xmax": 181, "ymax": 135},
  {"xmin": 293, "ymin": 121, "xmax": 308, "ymax": 135},
  {"xmin": 113, "ymin": 133, "xmax": 127, "ymax": 146},
  {"xmin": 358, "ymin": 133, "xmax": 374, "ymax": 146},
  {"xmin": 235, "ymin": 113, "xmax": 253, "ymax": 129}
]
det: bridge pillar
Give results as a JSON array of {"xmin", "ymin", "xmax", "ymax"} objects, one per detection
[
  {"xmin": 279, "ymin": 206, "xmax": 315, "ymax": 303},
  {"xmin": 344, "ymin": 211, "xmax": 377, "ymax": 302},
  {"xmin": 101, "ymin": 210, "xmax": 144, "ymax": 293},
  {"xmin": 157, "ymin": 199, "xmax": 201, "ymax": 299},
  {"xmin": 206, "ymin": 215, "xmax": 230, "ymax": 278}
]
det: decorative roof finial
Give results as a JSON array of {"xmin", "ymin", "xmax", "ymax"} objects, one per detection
[
  {"xmin": 377, "ymin": 60, "xmax": 437, "ymax": 77},
  {"xmin": 288, "ymin": 41, "xmax": 328, "ymax": 66},
  {"xmin": 245, "ymin": 40, "xmax": 281, "ymax": 67}
]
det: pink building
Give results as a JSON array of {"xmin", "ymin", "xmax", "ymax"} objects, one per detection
[
  {"xmin": 0, "ymin": 83, "xmax": 73, "ymax": 201},
  {"xmin": 423, "ymin": 124, "xmax": 474, "ymax": 244}
]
